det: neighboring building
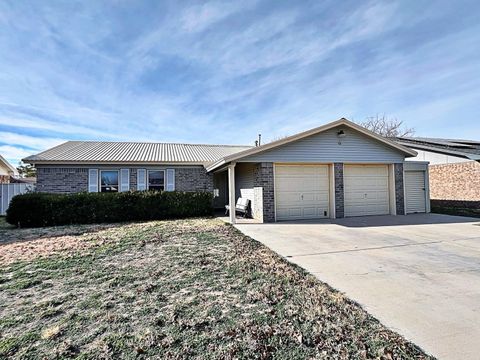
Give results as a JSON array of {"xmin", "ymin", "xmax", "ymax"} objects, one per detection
[
  {"xmin": 10, "ymin": 177, "xmax": 36, "ymax": 184},
  {"xmin": 398, "ymin": 137, "xmax": 480, "ymax": 201},
  {"xmin": 23, "ymin": 118, "xmax": 430, "ymax": 223},
  {"xmin": 0, "ymin": 155, "xmax": 18, "ymax": 183}
]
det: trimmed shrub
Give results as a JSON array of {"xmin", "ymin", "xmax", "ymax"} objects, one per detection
[
  {"xmin": 6, "ymin": 191, "xmax": 214, "ymax": 228},
  {"xmin": 430, "ymin": 199, "xmax": 480, "ymax": 218}
]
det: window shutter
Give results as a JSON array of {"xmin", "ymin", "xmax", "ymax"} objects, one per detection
[
  {"xmin": 120, "ymin": 169, "xmax": 130, "ymax": 192},
  {"xmin": 88, "ymin": 169, "xmax": 98, "ymax": 193},
  {"xmin": 166, "ymin": 169, "xmax": 175, "ymax": 191},
  {"xmin": 137, "ymin": 169, "xmax": 146, "ymax": 191}
]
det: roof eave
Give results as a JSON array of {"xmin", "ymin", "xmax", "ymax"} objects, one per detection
[
  {"xmin": 24, "ymin": 160, "xmax": 211, "ymax": 166},
  {"xmin": 206, "ymin": 158, "xmax": 227, "ymax": 172},
  {"xmin": 396, "ymin": 142, "xmax": 480, "ymax": 160}
]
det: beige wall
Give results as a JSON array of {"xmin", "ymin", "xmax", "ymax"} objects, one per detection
[
  {"xmin": 0, "ymin": 163, "xmax": 12, "ymax": 176},
  {"xmin": 406, "ymin": 149, "xmax": 470, "ymax": 165},
  {"xmin": 429, "ymin": 161, "xmax": 480, "ymax": 201}
]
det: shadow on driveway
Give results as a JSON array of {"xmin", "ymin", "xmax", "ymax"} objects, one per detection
[{"xmin": 258, "ymin": 213, "xmax": 480, "ymax": 228}]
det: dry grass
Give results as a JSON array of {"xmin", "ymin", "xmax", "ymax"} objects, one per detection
[{"xmin": 0, "ymin": 218, "xmax": 433, "ymax": 359}]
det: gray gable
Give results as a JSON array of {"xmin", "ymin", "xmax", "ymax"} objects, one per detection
[{"xmin": 241, "ymin": 126, "xmax": 405, "ymax": 163}]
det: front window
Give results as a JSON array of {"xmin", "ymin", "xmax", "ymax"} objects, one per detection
[
  {"xmin": 100, "ymin": 171, "xmax": 119, "ymax": 193},
  {"xmin": 148, "ymin": 170, "xmax": 164, "ymax": 191}
]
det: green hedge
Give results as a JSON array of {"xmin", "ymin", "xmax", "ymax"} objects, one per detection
[
  {"xmin": 6, "ymin": 191, "xmax": 214, "ymax": 228},
  {"xmin": 431, "ymin": 199, "xmax": 480, "ymax": 218}
]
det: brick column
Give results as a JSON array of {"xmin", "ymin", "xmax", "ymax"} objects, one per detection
[
  {"xmin": 254, "ymin": 162, "xmax": 275, "ymax": 223},
  {"xmin": 394, "ymin": 163, "xmax": 405, "ymax": 215},
  {"xmin": 129, "ymin": 168, "xmax": 137, "ymax": 191},
  {"xmin": 334, "ymin": 163, "xmax": 344, "ymax": 218}
]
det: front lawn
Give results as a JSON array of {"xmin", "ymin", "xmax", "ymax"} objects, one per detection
[{"xmin": 0, "ymin": 218, "xmax": 432, "ymax": 359}]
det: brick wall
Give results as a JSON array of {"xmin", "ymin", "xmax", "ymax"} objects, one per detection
[
  {"xmin": 36, "ymin": 166, "xmax": 214, "ymax": 194},
  {"xmin": 394, "ymin": 163, "xmax": 405, "ymax": 215},
  {"xmin": 429, "ymin": 161, "xmax": 480, "ymax": 201},
  {"xmin": 36, "ymin": 167, "xmax": 88, "ymax": 193},
  {"xmin": 253, "ymin": 162, "xmax": 275, "ymax": 222},
  {"xmin": 175, "ymin": 167, "xmax": 214, "ymax": 192}
]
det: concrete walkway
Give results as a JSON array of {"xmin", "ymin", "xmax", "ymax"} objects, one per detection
[{"xmin": 235, "ymin": 214, "xmax": 480, "ymax": 360}]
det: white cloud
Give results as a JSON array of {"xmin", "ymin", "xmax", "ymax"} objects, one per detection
[
  {"xmin": 0, "ymin": 115, "xmax": 104, "ymax": 137},
  {"xmin": 336, "ymin": 1, "xmax": 398, "ymax": 46},
  {"xmin": 180, "ymin": 1, "xmax": 256, "ymax": 33},
  {"xmin": 0, "ymin": 145, "xmax": 33, "ymax": 165},
  {"xmin": 0, "ymin": 132, "xmax": 65, "ymax": 151}
]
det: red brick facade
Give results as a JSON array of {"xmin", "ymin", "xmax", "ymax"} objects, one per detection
[{"xmin": 429, "ymin": 161, "xmax": 480, "ymax": 200}]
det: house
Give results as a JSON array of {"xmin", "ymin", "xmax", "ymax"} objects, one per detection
[
  {"xmin": 10, "ymin": 177, "xmax": 36, "ymax": 184},
  {"xmin": 0, "ymin": 155, "xmax": 18, "ymax": 183},
  {"xmin": 23, "ymin": 118, "xmax": 430, "ymax": 223},
  {"xmin": 397, "ymin": 137, "xmax": 480, "ymax": 201}
]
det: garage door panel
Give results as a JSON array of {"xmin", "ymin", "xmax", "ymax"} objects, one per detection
[
  {"xmin": 317, "ymin": 192, "xmax": 329, "ymax": 202},
  {"xmin": 345, "ymin": 165, "xmax": 388, "ymax": 176},
  {"xmin": 344, "ymin": 165, "xmax": 390, "ymax": 217},
  {"xmin": 276, "ymin": 191, "xmax": 329, "ymax": 204},
  {"xmin": 303, "ymin": 207, "xmax": 317, "ymax": 217},
  {"xmin": 275, "ymin": 165, "xmax": 330, "ymax": 221},
  {"xmin": 345, "ymin": 192, "xmax": 365, "ymax": 201},
  {"xmin": 367, "ymin": 191, "xmax": 388, "ymax": 200}
]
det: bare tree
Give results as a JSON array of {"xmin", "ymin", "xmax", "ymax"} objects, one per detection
[
  {"xmin": 269, "ymin": 134, "xmax": 290, "ymax": 143},
  {"xmin": 357, "ymin": 114, "xmax": 415, "ymax": 138}
]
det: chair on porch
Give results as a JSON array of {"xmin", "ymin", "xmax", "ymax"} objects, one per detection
[{"xmin": 225, "ymin": 198, "xmax": 251, "ymax": 218}]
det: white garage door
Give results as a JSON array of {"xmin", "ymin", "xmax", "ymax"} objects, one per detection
[
  {"xmin": 405, "ymin": 171, "xmax": 426, "ymax": 214},
  {"xmin": 275, "ymin": 165, "xmax": 329, "ymax": 221},
  {"xmin": 344, "ymin": 165, "xmax": 390, "ymax": 217}
]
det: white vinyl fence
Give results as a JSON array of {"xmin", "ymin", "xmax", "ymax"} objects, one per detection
[{"xmin": 0, "ymin": 183, "xmax": 35, "ymax": 215}]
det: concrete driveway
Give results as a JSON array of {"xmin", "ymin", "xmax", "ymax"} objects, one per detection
[{"xmin": 235, "ymin": 214, "xmax": 480, "ymax": 360}]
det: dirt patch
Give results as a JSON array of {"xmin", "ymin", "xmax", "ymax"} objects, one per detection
[{"xmin": 0, "ymin": 223, "xmax": 137, "ymax": 265}]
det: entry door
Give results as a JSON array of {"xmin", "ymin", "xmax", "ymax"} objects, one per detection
[
  {"xmin": 405, "ymin": 171, "xmax": 426, "ymax": 213},
  {"xmin": 344, "ymin": 165, "xmax": 390, "ymax": 217},
  {"xmin": 275, "ymin": 165, "xmax": 329, "ymax": 221}
]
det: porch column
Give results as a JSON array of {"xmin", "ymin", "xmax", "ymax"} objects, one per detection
[{"xmin": 228, "ymin": 163, "xmax": 236, "ymax": 224}]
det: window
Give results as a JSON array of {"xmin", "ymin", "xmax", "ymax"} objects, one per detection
[
  {"xmin": 148, "ymin": 170, "xmax": 165, "ymax": 191},
  {"xmin": 100, "ymin": 170, "xmax": 119, "ymax": 193}
]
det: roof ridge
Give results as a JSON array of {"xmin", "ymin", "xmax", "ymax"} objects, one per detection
[
  {"xmin": 402, "ymin": 136, "xmax": 480, "ymax": 143},
  {"xmin": 63, "ymin": 140, "xmax": 252, "ymax": 148}
]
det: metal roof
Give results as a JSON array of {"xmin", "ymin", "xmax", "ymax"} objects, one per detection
[
  {"xmin": 396, "ymin": 137, "xmax": 480, "ymax": 160},
  {"xmin": 23, "ymin": 141, "xmax": 252, "ymax": 165}
]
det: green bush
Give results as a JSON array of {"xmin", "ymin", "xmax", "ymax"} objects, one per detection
[
  {"xmin": 6, "ymin": 191, "xmax": 214, "ymax": 228},
  {"xmin": 431, "ymin": 199, "xmax": 480, "ymax": 218}
]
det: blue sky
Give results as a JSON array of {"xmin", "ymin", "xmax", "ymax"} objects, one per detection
[{"xmin": 1, "ymin": 0, "xmax": 479, "ymax": 165}]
